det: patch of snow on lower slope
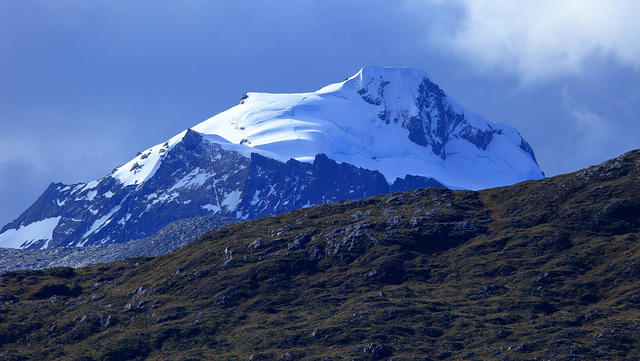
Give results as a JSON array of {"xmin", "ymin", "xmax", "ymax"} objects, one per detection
[
  {"xmin": 0, "ymin": 217, "xmax": 62, "ymax": 249},
  {"xmin": 79, "ymin": 205, "xmax": 122, "ymax": 246}
]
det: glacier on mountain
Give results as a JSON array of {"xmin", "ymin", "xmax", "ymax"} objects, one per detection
[{"xmin": 111, "ymin": 66, "xmax": 541, "ymax": 191}]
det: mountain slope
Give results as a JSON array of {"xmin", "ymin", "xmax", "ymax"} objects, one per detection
[
  {"xmin": 0, "ymin": 66, "xmax": 542, "ymax": 250},
  {"xmin": 0, "ymin": 150, "xmax": 638, "ymax": 360}
]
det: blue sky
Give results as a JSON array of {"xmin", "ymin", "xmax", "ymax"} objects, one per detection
[{"xmin": 2, "ymin": 0, "xmax": 640, "ymax": 226}]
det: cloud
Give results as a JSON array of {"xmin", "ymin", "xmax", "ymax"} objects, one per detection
[
  {"xmin": 560, "ymin": 87, "xmax": 633, "ymax": 170},
  {"xmin": 570, "ymin": 109, "xmax": 612, "ymax": 150},
  {"xmin": 413, "ymin": 0, "xmax": 640, "ymax": 82}
]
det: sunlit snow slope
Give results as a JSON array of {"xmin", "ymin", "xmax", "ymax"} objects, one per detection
[{"xmin": 187, "ymin": 66, "xmax": 543, "ymax": 189}]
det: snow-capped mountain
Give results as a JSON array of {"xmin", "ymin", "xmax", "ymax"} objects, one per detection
[{"xmin": 0, "ymin": 66, "xmax": 543, "ymax": 249}]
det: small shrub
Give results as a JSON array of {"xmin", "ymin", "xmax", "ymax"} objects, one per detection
[{"xmin": 29, "ymin": 284, "xmax": 81, "ymax": 300}]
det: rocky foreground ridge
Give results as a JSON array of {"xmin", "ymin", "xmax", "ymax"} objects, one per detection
[{"xmin": 1, "ymin": 150, "xmax": 638, "ymax": 360}]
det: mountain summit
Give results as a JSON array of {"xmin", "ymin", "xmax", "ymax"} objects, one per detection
[
  {"xmin": 0, "ymin": 66, "xmax": 543, "ymax": 249},
  {"xmin": 189, "ymin": 66, "xmax": 541, "ymax": 189}
]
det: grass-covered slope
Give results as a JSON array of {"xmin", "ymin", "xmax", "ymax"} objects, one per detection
[{"xmin": 1, "ymin": 150, "xmax": 640, "ymax": 360}]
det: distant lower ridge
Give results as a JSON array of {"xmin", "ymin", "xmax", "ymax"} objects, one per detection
[{"xmin": 0, "ymin": 215, "xmax": 238, "ymax": 273}]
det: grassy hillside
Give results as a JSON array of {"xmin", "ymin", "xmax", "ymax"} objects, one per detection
[{"xmin": 1, "ymin": 150, "xmax": 640, "ymax": 360}]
